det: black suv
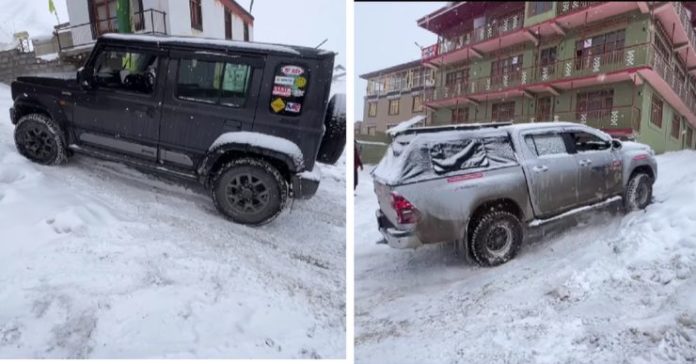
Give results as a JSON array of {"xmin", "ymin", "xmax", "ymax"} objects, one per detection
[{"xmin": 8, "ymin": 34, "xmax": 345, "ymax": 225}]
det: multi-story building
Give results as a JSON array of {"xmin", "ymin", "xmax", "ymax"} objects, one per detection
[
  {"xmin": 418, "ymin": 1, "xmax": 696, "ymax": 153},
  {"xmin": 359, "ymin": 60, "xmax": 435, "ymax": 135},
  {"xmin": 58, "ymin": 0, "xmax": 253, "ymax": 54}
]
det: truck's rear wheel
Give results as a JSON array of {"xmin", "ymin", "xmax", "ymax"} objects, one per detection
[
  {"xmin": 316, "ymin": 94, "xmax": 346, "ymax": 165},
  {"xmin": 14, "ymin": 113, "xmax": 67, "ymax": 165},
  {"xmin": 211, "ymin": 158, "xmax": 288, "ymax": 225},
  {"xmin": 470, "ymin": 211, "xmax": 523, "ymax": 267},
  {"xmin": 624, "ymin": 172, "xmax": 652, "ymax": 211}
]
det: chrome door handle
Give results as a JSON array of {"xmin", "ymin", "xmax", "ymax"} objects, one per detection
[
  {"xmin": 579, "ymin": 159, "xmax": 592, "ymax": 166},
  {"xmin": 532, "ymin": 165, "xmax": 548, "ymax": 172}
]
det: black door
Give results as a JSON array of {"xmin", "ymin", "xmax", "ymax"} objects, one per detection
[
  {"xmin": 157, "ymin": 51, "xmax": 264, "ymax": 171},
  {"xmin": 73, "ymin": 46, "xmax": 165, "ymax": 161}
]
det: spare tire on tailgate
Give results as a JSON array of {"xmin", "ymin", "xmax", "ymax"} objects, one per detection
[{"xmin": 316, "ymin": 94, "xmax": 346, "ymax": 165}]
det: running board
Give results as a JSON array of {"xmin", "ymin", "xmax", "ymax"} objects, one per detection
[{"xmin": 528, "ymin": 196, "xmax": 623, "ymax": 227}]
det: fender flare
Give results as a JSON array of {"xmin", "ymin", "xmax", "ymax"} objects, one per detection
[{"xmin": 198, "ymin": 143, "xmax": 303, "ymax": 184}]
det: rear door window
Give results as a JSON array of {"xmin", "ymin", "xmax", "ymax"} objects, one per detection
[
  {"xmin": 269, "ymin": 64, "xmax": 309, "ymax": 116},
  {"xmin": 525, "ymin": 133, "xmax": 568, "ymax": 156},
  {"xmin": 177, "ymin": 58, "xmax": 252, "ymax": 107},
  {"xmin": 429, "ymin": 140, "xmax": 489, "ymax": 174}
]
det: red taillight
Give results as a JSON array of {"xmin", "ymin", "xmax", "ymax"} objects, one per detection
[{"xmin": 391, "ymin": 192, "xmax": 419, "ymax": 224}]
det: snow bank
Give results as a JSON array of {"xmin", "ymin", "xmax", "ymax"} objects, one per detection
[
  {"xmin": 0, "ymin": 83, "xmax": 345, "ymax": 359},
  {"xmin": 356, "ymin": 150, "xmax": 696, "ymax": 363}
]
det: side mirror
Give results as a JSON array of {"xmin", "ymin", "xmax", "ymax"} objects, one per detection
[
  {"xmin": 611, "ymin": 139, "xmax": 622, "ymax": 150},
  {"xmin": 77, "ymin": 68, "xmax": 93, "ymax": 89}
]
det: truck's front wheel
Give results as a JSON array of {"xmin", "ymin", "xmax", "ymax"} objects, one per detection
[
  {"xmin": 14, "ymin": 113, "xmax": 67, "ymax": 165},
  {"xmin": 470, "ymin": 211, "xmax": 523, "ymax": 267},
  {"xmin": 624, "ymin": 172, "xmax": 653, "ymax": 211},
  {"xmin": 211, "ymin": 158, "xmax": 289, "ymax": 225}
]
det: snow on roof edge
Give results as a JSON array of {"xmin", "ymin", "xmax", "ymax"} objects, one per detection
[{"xmin": 386, "ymin": 115, "xmax": 427, "ymax": 136}]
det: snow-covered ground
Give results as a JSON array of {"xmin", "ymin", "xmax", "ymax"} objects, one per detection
[
  {"xmin": 355, "ymin": 152, "xmax": 696, "ymax": 363},
  {"xmin": 0, "ymin": 83, "xmax": 345, "ymax": 359}
]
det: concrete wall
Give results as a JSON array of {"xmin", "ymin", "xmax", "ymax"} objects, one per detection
[
  {"xmin": 362, "ymin": 91, "xmax": 428, "ymax": 133},
  {"xmin": 0, "ymin": 49, "xmax": 76, "ymax": 85}
]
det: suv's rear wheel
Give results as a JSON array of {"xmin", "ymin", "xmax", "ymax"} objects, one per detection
[
  {"xmin": 316, "ymin": 94, "xmax": 346, "ymax": 165},
  {"xmin": 14, "ymin": 113, "xmax": 67, "ymax": 165},
  {"xmin": 624, "ymin": 172, "xmax": 653, "ymax": 211},
  {"xmin": 211, "ymin": 158, "xmax": 288, "ymax": 225},
  {"xmin": 470, "ymin": 211, "xmax": 523, "ymax": 267}
]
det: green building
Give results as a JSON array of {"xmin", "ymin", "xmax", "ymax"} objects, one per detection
[{"xmin": 418, "ymin": 1, "xmax": 696, "ymax": 153}]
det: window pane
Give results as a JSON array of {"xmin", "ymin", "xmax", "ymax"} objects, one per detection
[
  {"xmin": 429, "ymin": 139, "xmax": 489, "ymax": 174},
  {"xmin": 572, "ymin": 131, "xmax": 609, "ymax": 152},
  {"xmin": 532, "ymin": 134, "xmax": 567, "ymax": 156},
  {"xmin": 94, "ymin": 49, "xmax": 158, "ymax": 94},
  {"xmin": 219, "ymin": 63, "xmax": 251, "ymax": 107},
  {"xmin": 177, "ymin": 59, "xmax": 220, "ymax": 104}
]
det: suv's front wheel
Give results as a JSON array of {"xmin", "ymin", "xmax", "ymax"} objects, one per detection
[
  {"xmin": 470, "ymin": 211, "xmax": 523, "ymax": 267},
  {"xmin": 211, "ymin": 158, "xmax": 289, "ymax": 225},
  {"xmin": 14, "ymin": 113, "xmax": 67, "ymax": 165}
]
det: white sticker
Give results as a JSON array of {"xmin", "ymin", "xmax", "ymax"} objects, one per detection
[
  {"xmin": 584, "ymin": 39, "xmax": 592, "ymax": 48},
  {"xmin": 512, "ymin": 56, "xmax": 518, "ymax": 65},
  {"xmin": 274, "ymin": 76, "xmax": 295, "ymax": 86}
]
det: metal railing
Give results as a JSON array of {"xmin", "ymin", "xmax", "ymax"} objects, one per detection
[
  {"xmin": 427, "ymin": 42, "xmax": 696, "ymax": 111},
  {"xmin": 556, "ymin": 1, "xmax": 600, "ymax": 16},
  {"xmin": 56, "ymin": 9, "xmax": 167, "ymax": 53}
]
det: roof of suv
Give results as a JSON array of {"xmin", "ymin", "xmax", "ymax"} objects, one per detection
[{"xmin": 101, "ymin": 34, "xmax": 334, "ymax": 59}]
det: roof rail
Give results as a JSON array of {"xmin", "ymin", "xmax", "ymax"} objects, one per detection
[{"xmin": 392, "ymin": 121, "xmax": 514, "ymax": 137}]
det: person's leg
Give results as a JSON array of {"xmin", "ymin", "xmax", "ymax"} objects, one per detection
[{"xmin": 354, "ymin": 168, "xmax": 358, "ymax": 189}]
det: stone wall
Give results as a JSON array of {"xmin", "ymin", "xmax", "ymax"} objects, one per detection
[{"xmin": 0, "ymin": 49, "xmax": 77, "ymax": 84}]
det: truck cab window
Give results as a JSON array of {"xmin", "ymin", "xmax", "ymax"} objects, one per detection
[
  {"xmin": 570, "ymin": 131, "xmax": 610, "ymax": 152},
  {"xmin": 525, "ymin": 133, "xmax": 567, "ymax": 156},
  {"xmin": 93, "ymin": 50, "xmax": 158, "ymax": 94}
]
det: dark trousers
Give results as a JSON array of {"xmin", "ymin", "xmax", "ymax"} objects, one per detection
[{"xmin": 354, "ymin": 168, "xmax": 358, "ymax": 190}]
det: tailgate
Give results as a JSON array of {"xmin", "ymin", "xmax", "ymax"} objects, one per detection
[{"xmin": 373, "ymin": 180, "xmax": 399, "ymax": 227}]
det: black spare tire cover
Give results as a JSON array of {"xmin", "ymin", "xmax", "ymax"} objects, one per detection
[{"xmin": 317, "ymin": 93, "xmax": 346, "ymax": 165}]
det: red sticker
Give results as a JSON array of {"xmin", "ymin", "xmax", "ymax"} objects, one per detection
[
  {"xmin": 281, "ymin": 65, "xmax": 304, "ymax": 76},
  {"xmin": 272, "ymin": 85, "xmax": 292, "ymax": 97},
  {"xmin": 633, "ymin": 154, "xmax": 648, "ymax": 161},
  {"xmin": 446, "ymin": 172, "xmax": 484, "ymax": 183}
]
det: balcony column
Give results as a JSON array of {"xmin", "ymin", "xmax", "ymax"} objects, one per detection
[{"xmin": 116, "ymin": 0, "xmax": 131, "ymax": 33}]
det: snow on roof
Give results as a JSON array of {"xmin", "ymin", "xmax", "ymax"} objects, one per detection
[
  {"xmin": 102, "ymin": 34, "xmax": 301, "ymax": 55},
  {"xmin": 386, "ymin": 115, "xmax": 427, "ymax": 136},
  {"xmin": 209, "ymin": 131, "xmax": 304, "ymax": 168}
]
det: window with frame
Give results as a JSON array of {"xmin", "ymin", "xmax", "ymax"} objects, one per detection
[
  {"xmin": 177, "ymin": 59, "xmax": 252, "ymax": 107},
  {"xmin": 244, "ymin": 22, "xmax": 250, "ymax": 41},
  {"xmin": 528, "ymin": 2, "xmax": 552, "ymax": 16},
  {"xmin": 575, "ymin": 29, "xmax": 625, "ymax": 70},
  {"xmin": 539, "ymin": 47, "xmax": 557, "ymax": 76},
  {"xmin": 93, "ymin": 49, "xmax": 159, "ymax": 94},
  {"xmin": 671, "ymin": 114, "xmax": 681, "ymax": 139},
  {"xmin": 686, "ymin": 126, "xmax": 693, "ymax": 148},
  {"xmin": 190, "ymin": 0, "xmax": 203, "ymax": 31},
  {"xmin": 368, "ymin": 102, "xmax": 377, "ymax": 117},
  {"xmin": 490, "ymin": 54, "xmax": 523, "ymax": 87},
  {"xmin": 412, "ymin": 95, "xmax": 424, "ymax": 113},
  {"xmin": 568, "ymin": 131, "xmax": 610, "ymax": 152},
  {"xmin": 576, "ymin": 89, "xmax": 613, "ymax": 123},
  {"xmin": 452, "ymin": 107, "xmax": 469, "ymax": 124},
  {"xmin": 388, "ymin": 99, "xmax": 400, "ymax": 115},
  {"xmin": 651, "ymin": 95, "xmax": 663, "ymax": 128},
  {"xmin": 224, "ymin": 9, "xmax": 232, "ymax": 40},
  {"xmin": 491, "ymin": 101, "xmax": 515, "ymax": 122},
  {"xmin": 535, "ymin": 97, "xmax": 552, "ymax": 122},
  {"xmin": 525, "ymin": 133, "xmax": 568, "ymax": 156}
]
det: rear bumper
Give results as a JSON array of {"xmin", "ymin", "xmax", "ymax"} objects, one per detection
[
  {"xmin": 376, "ymin": 209, "xmax": 422, "ymax": 249},
  {"xmin": 292, "ymin": 173, "xmax": 320, "ymax": 199}
]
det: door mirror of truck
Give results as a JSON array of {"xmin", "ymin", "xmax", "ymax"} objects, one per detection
[
  {"xmin": 611, "ymin": 139, "xmax": 622, "ymax": 150},
  {"xmin": 77, "ymin": 68, "xmax": 94, "ymax": 89}
]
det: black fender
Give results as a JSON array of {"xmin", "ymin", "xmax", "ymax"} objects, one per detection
[{"xmin": 198, "ymin": 143, "xmax": 303, "ymax": 186}]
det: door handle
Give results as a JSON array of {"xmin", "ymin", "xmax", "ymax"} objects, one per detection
[
  {"xmin": 579, "ymin": 159, "xmax": 592, "ymax": 166},
  {"xmin": 532, "ymin": 165, "xmax": 548, "ymax": 172}
]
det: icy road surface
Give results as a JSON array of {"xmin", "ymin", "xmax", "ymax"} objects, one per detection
[
  {"xmin": 355, "ymin": 152, "xmax": 696, "ymax": 364},
  {"xmin": 0, "ymin": 84, "xmax": 345, "ymax": 359}
]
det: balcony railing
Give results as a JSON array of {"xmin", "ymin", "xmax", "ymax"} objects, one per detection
[
  {"xmin": 56, "ymin": 9, "xmax": 167, "ymax": 53},
  {"xmin": 422, "ymin": 11, "xmax": 524, "ymax": 61},
  {"xmin": 556, "ymin": 1, "xmax": 600, "ymax": 16},
  {"xmin": 428, "ymin": 42, "xmax": 696, "ymax": 115}
]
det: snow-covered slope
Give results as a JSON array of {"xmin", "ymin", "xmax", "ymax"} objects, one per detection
[
  {"xmin": 355, "ymin": 151, "xmax": 696, "ymax": 363},
  {"xmin": 0, "ymin": 83, "xmax": 345, "ymax": 359},
  {"xmin": 0, "ymin": 0, "xmax": 68, "ymax": 51}
]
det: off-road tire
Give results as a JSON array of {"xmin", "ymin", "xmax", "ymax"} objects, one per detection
[
  {"xmin": 470, "ymin": 211, "xmax": 523, "ymax": 267},
  {"xmin": 624, "ymin": 172, "xmax": 652, "ymax": 211},
  {"xmin": 211, "ymin": 158, "xmax": 289, "ymax": 226},
  {"xmin": 14, "ymin": 113, "xmax": 67, "ymax": 165},
  {"xmin": 317, "ymin": 94, "xmax": 346, "ymax": 165}
]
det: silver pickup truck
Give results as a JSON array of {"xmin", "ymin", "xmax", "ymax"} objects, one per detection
[{"xmin": 372, "ymin": 122, "xmax": 658, "ymax": 267}]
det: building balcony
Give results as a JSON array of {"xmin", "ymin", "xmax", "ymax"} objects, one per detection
[
  {"xmin": 426, "ymin": 42, "xmax": 696, "ymax": 128},
  {"xmin": 448, "ymin": 105, "xmax": 641, "ymax": 136},
  {"xmin": 55, "ymin": 9, "xmax": 167, "ymax": 54},
  {"xmin": 421, "ymin": 1, "xmax": 643, "ymax": 66},
  {"xmin": 651, "ymin": 1, "xmax": 696, "ymax": 73}
]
